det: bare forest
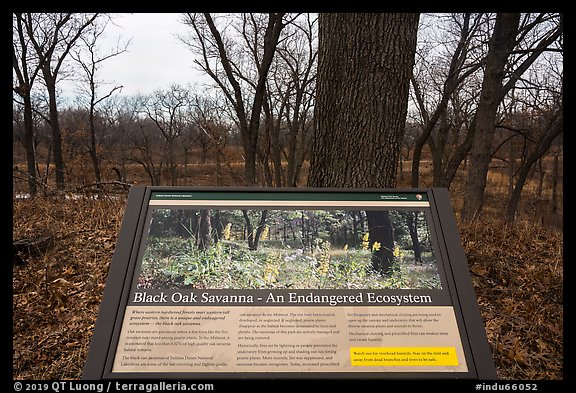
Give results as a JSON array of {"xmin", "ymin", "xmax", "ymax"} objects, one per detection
[{"xmin": 13, "ymin": 13, "xmax": 563, "ymax": 381}]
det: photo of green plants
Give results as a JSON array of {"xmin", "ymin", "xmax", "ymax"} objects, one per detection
[{"xmin": 136, "ymin": 208, "xmax": 442, "ymax": 290}]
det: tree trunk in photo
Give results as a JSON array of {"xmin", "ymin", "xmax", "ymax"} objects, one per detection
[
  {"xmin": 351, "ymin": 211, "xmax": 360, "ymax": 248},
  {"xmin": 253, "ymin": 210, "xmax": 269, "ymax": 250},
  {"xmin": 211, "ymin": 210, "xmax": 224, "ymax": 243},
  {"xmin": 366, "ymin": 210, "xmax": 395, "ymax": 274},
  {"xmin": 242, "ymin": 210, "xmax": 269, "ymax": 251},
  {"xmin": 406, "ymin": 211, "xmax": 422, "ymax": 263},
  {"xmin": 177, "ymin": 209, "xmax": 197, "ymax": 238},
  {"xmin": 308, "ymin": 13, "xmax": 419, "ymax": 188},
  {"xmin": 461, "ymin": 13, "xmax": 520, "ymax": 221},
  {"xmin": 197, "ymin": 209, "xmax": 211, "ymax": 251}
]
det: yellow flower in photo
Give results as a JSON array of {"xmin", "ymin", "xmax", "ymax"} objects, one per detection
[
  {"xmin": 393, "ymin": 246, "xmax": 402, "ymax": 257},
  {"xmin": 372, "ymin": 241, "xmax": 381, "ymax": 251},
  {"xmin": 317, "ymin": 254, "xmax": 330, "ymax": 276},
  {"xmin": 362, "ymin": 232, "xmax": 370, "ymax": 250},
  {"xmin": 263, "ymin": 252, "xmax": 280, "ymax": 285},
  {"xmin": 223, "ymin": 223, "xmax": 232, "ymax": 240},
  {"xmin": 261, "ymin": 225, "xmax": 270, "ymax": 241}
]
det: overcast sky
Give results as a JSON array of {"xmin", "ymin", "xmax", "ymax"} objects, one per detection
[{"xmin": 64, "ymin": 13, "xmax": 212, "ymax": 98}]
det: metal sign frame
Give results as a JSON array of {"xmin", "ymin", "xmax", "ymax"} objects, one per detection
[{"xmin": 83, "ymin": 186, "xmax": 496, "ymax": 380}]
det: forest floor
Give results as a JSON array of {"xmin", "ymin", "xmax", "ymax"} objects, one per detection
[{"xmin": 12, "ymin": 159, "xmax": 563, "ymax": 381}]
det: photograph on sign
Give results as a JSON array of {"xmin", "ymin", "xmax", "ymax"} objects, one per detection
[{"xmin": 135, "ymin": 207, "xmax": 442, "ymax": 290}]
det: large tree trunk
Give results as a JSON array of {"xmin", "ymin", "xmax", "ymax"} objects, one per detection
[
  {"xmin": 307, "ymin": 13, "xmax": 419, "ymax": 188},
  {"xmin": 307, "ymin": 13, "xmax": 418, "ymax": 276},
  {"xmin": 460, "ymin": 13, "xmax": 520, "ymax": 221}
]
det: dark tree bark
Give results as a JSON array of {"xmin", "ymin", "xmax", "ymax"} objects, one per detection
[
  {"xmin": 366, "ymin": 211, "xmax": 395, "ymax": 274},
  {"xmin": 197, "ymin": 209, "xmax": 211, "ymax": 251},
  {"xmin": 13, "ymin": 13, "xmax": 40, "ymax": 196},
  {"xmin": 211, "ymin": 210, "xmax": 224, "ymax": 243},
  {"xmin": 25, "ymin": 13, "xmax": 99, "ymax": 190},
  {"xmin": 551, "ymin": 152, "xmax": 559, "ymax": 215},
  {"xmin": 461, "ymin": 13, "xmax": 521, "ymax": 220},
  {"xmin": 242, "ymin": 210, "xmax": 269, "ymax": 251},
  {"xmin": 308, "ymin": 13, "xmax": 419, "ymax": 188},
  {"xmin": 307, "ymin": 13, "xmax": 418, "ymax": 275},
  {"xmin": 406, "ymin": 211, "xmax": 422, "ymax": 263}
]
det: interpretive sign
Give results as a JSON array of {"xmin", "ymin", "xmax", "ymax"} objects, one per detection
[{"xmin": 83, "ymin": 187, "xmax": 496, "ymax": 379}]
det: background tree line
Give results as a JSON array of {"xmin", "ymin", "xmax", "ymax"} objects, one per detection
[{"xmin": 13, "ymin": 13, "xmax": 563, "ymax": 226}]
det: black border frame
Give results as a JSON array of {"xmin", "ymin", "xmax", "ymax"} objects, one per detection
[{"xmin": 82, "ymin": 186, "xmax": 497, "ymax": 380}]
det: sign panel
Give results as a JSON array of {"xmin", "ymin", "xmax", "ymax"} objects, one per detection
[{"xmin": 83, "ymin": 187, "xmax": 496, "ymax": 379}]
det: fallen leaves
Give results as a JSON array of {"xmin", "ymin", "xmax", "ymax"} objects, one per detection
[
  {"xmin": 461, "ymin": 217, "xmax": 563, "ymax": 380},
  {"xmin": 13, "ymin": 195, "xmax": 126, "ymax": 380}
]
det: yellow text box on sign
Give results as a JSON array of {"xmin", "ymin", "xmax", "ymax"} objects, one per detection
[{"xmin": 350, "ymin": 347, "xmax": 458, "ymax": 366}]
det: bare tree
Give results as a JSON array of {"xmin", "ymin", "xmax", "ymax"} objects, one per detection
[
  {"xmin": 273, "ymin": 13, "xmax": 317, "ymax": 186},
  {"xmin": 188, "ymin": 92, "xmax": 231, "ymax": 185},
  {"xmin": 70, "ymin": 16, "xmax": 129, "ymax": 187},
  {"xmin": 460, "ymin": 13, "xmax": 522, "ymax": 220},
  {"xmin": 505, "ymin": 104, "xmax": 562, "ymax": 223},
  {"xmin": 100, "ymin": 95, "xmax": 140, "ymax": 185},
  {"xmin": 23, "ymin": 13, "xmax": 99, "ymax": 190},
  {"xmin": 141, "ymin": 84, "xmax": 191, "ymax": 186},
  {"xmin": 120, "ymin": 95, "xmax": 164, "ymax": 186},
  {"xmin": 181, "ymin": 13, "xmax": 288, "ymax": 185},
  {"xmin": 409, "ymin": 13, "xmax": 486, "ymax": 187},
  {"xmin": 461, "ymin": 13, "xmax": 562, "ymax": 220},
  {"xmin": 13, "ymin": 13, "xmax": 42, "ymax": 196}
]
